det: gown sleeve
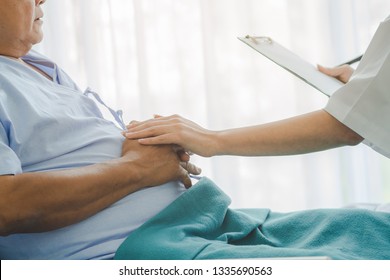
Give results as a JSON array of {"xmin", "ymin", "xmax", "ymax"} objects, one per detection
[{"xmin": 0, "ymin": 120, "xmax": 22, "ymax": 175}]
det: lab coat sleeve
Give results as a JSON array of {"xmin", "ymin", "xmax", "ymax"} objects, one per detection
[{"xmin": 325, "ymin": 18, "xmax": 390, "ymax": 158}]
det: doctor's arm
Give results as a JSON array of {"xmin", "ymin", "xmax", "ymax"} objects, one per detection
[
  {"xmin": 124, "ymin": 110, "xmax": 363, "ymax": 157},
  {"xmin": 124, "ymin": 65, "xmax": 362, "ymax": 157},
  {"xmin": 0, "ymin": 140, "xmax": 198, "ymax": 236}
]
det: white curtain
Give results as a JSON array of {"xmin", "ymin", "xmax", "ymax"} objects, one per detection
[{"xmin": 37, "ymin": 0, "xmax": 390, "ymax": 211}]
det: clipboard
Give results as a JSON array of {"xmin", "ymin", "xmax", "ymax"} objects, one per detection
[{"xmin": 238, "ymin": 36, "xmax": 345, "ymax": 97}]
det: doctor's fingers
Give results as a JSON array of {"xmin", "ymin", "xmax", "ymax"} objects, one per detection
[
  {"xmin": 127, "ymin": 114, "xmax": 192, "ymax": 131},
  {"xmin": 125, "ymin": 120, "xmax": 170, "ymax": 135},
  {"xmin": 317, "ymin": 64, "xmax": 354, "ymax": 83},
  {"xmin": 126, "ymin": 115, "xmax": 171, "ymax": 129},
  {"xmin": 126, "ymin": 123, "xmax": 189, "ymax": 146},
  {"xmin": 137, "ymin": 133, "xmax": 188, "ymax": 150},
  {"xmin": 126, "ymin": 120, "xmax": 141, "ymax": 128}
]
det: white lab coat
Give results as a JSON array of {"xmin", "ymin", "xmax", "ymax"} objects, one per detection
[{"xmin": 325, "ymin": 16, "xmax": 390, "ymax": 159}]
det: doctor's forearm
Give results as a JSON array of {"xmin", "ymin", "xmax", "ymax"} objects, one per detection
[{"xmin": 213, "ymin": 110, "xmax": 363, "ymax": 156}]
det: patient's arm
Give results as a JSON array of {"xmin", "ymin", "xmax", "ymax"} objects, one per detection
[{"xmin": 0, "ymin": 140, "xmax": 193, "ymax": 236}]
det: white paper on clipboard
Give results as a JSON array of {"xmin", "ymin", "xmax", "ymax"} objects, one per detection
[{"xmin": 238, "ymin": 36, "xmax": 344, "ymax": 97}]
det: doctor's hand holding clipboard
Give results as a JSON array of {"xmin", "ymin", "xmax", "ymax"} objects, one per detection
[
  {"xmin": 124, "ymin": 15, "xmax": 389, "ymax": 161},
  {"xmin": 317, "ymin": 64, "xmax": 355, "ymax": 84},
  {"xmin": 317, "ymin": 53, "xmax": 362, "ymax": 84}
]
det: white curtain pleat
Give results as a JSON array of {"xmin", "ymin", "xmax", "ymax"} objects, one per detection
[{"xmin": 38, "ymin": 0, "xmax": 390, "ymax": 211}]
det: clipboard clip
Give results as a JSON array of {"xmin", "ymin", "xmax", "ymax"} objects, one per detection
[{"xmin": 245, "ymin": 35, "xmax": 273, "ymax": 45}]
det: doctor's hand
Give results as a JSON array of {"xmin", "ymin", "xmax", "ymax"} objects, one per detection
[
  {"xmin": 124, "ymin": 115, "xmax": 218, "ymax": 158},
  {"xmin": 317, "ymin": 64, "xmax": 354, "ymax": 84}
]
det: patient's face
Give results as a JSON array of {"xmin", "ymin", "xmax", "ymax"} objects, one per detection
[{"xmin": 0, "ymin": 0, "xmax": 46, "ymax": 57}]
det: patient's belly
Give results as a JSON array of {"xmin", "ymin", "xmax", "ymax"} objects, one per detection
[{"xmin": 0, "ymin": 181, "xmax": 186, "ymax": 260}]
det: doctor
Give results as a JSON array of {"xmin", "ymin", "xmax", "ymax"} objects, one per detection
[{"xmin": 125, "ymin": 16, "xmax": 390, "ymax": 160}]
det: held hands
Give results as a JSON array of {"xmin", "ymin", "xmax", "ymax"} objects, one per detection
[
  {"xmin": 121, "ymin": 138, "xmax": 201, "ymax": 188},
  {"xmin": 124, "ymin": 115, "xmax": 218, "ymax": 157}
]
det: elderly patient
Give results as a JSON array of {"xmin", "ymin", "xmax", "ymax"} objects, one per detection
[
  {"xmin": 0, "ymin": 0, "xmax": 201, "ymax": 259},
  {"xmin": 2, "ymin": 0, "xmax": 390, "ymax": 260}
]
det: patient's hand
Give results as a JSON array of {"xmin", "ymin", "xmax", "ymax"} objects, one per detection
[
  {"xmin": 120, "ymin": 139, "xmax": 201, "ymax": 188},
  {"xmin": 317, "ymin": 64, "xmax": 354, "ymax": 84}
]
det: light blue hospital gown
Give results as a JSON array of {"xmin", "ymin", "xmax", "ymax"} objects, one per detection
[{"xmin": 0, "ymin": 50, "xmax": 186, "ymax": 259}]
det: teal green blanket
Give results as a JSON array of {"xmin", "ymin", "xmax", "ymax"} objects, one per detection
[{"xmin": 115, "ymin": 177, "xmax": 390, "ymax": 260}]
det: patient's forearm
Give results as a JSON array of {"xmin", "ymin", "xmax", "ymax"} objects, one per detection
[
  {"xmin": 0, "ymin": 139, "xmax": 190, "ymax": 236},
  {"xmin": 214, "ymin": 110, "xmax": 363, "ymax": 156},
  {"xmin": 0, "ymin": 159, "xmax": 144, "ymax": 236}
]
